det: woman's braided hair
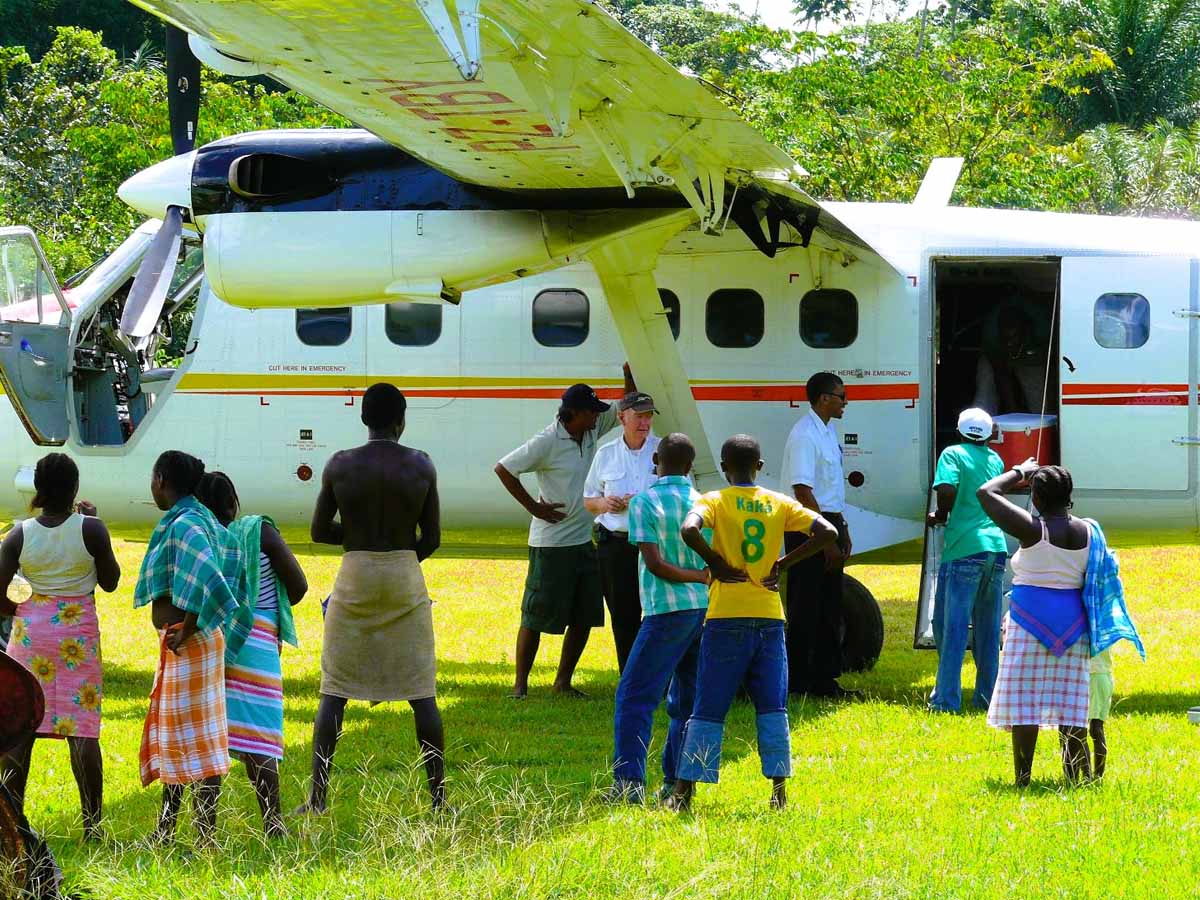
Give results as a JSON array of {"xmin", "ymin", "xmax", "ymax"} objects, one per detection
[
  {"xmin": 153, "ymin": 450, "xmax": 206, "ymax": 497},
  {"xmin": 31, "ymin": 452, "xmax": 78, "ymax": 511},
  {"xmin": 1031, "ymin": 465, "xmax": 1073, "ymax": 511},
  {"xmin": 195, "ymin": 471, "xmax": 240, "ymax": 521}
]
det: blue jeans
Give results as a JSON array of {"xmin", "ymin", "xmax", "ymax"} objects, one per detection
[
  {"xmin": 677, "ymin": 618, "xmax": 791, "ymax": 784},
  {"xmin": 930, "ymin": 551, "xmax": 1005, "ymax": 712},
  {"xmin": 612, "ymin": 608, "xmax": 706, "ymax": 786}
]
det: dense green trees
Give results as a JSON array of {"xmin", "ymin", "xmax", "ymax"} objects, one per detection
[
  {"xmin": 0, "ymin": 28, "xmax": 342, "ymax": 276},
  {"xmin": 0, "ymin": 0, "xmax": 159, "ymax": 59}
]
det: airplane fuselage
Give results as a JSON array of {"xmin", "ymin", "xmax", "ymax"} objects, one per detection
[{"xmin": 2, "ymin": 186, "xmax": 1198, "ymax": 549}]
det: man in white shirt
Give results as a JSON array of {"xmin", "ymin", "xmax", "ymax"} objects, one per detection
[
  {"xmin": 583, "ymin": 392, "xmax": 661, "ymax": 672},
  {"xmin": 779, "ymin": 371, "xmax": 858, "ymax": 699}
]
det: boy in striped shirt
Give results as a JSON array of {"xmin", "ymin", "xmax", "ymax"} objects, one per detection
[{"xmin": 604, "ymin": 433, "xmax": 710, "ymax": 805}]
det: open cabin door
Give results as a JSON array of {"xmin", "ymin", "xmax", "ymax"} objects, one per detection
[
  {"xmin": 0, "ymin": 227, "xmax": 72, "ymax": 445},
  {"xmin": 1060, "ymin": 256, "xmax": 1193, "ymax": 491}
]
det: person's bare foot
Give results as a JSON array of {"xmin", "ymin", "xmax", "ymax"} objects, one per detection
[
  {"xmin": 665, "ymin": 780, "xmax": 694, "ymax": 812},
  {"xmin": 264, "ymin": 818, "xmax": 289, "ymax": 839},
  {"xmin": 770, "ymin": 781, "xmax": 787, "ymax": 810},
  {"xmin": 290, "ymin": 801, "xmax": 329, "ymax": 818},
  {"xmin": 664, "ymin": 792, "xmax": 691, "ymax": 813},
  {"xmin": 551, "ymin": 684, "xmax": 588, "ymax": 698}
]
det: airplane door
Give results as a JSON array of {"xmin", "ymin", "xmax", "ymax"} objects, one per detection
[
  {"xmin": 1060, "ymin": 256, "xmax": 1192, "ymax": 491},
  {"xmin": 0, "ymin": 227, "xmax": 72, "ymax": 445}
]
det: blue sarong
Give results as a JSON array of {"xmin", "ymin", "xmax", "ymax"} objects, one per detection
[{"xmin": 1009, "ymin": 584, "xmax": 1087, "ymax": 658}]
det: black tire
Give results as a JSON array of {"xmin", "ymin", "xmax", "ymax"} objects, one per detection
[{"xmin": 841, "ymin": 574, "xmax": 883, "ymax": 673}]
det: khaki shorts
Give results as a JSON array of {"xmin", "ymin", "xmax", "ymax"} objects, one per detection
[{"xmin": 521, "ymin": 543, "xmax": 605, "ymax": 634}]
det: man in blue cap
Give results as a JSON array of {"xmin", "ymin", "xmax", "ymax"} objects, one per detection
[{"xmin": 495, "ymin": 365, "xmax": 636, "ymax": 698}]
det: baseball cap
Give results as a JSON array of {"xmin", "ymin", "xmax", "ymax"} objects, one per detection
[
  {"xmin": 957, "ymin": 407, "xmax": 994, "ymax": 442},
  {"xmin": 619, "ymin": 391, "xmax": 658, "ymax": 413},
  {"xmin": 561, "ymin": 383, "xmax": 611, "ymax": 412}
]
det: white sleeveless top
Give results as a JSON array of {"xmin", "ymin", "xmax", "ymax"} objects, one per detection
[
  {"xmin": 19, "ymin": 514, "xmax": 98, "ymax": 596},
  {"xmin": 1010, "ymin": 519, "xmax": 1090, "ymax": 590}
]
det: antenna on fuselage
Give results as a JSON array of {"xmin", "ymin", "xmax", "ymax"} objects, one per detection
[{"xmin": 913, "ymin": 157, "xmax": 964, "ymax": 208}]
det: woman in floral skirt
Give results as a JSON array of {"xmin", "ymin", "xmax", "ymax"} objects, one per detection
[{"xmin": 0, "ymin": 453, "xmax": 121, "ymax": 840}]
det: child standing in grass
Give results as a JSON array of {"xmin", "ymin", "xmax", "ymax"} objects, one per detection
[
  {"xmin": 668, "ymin": 435, "xmax": 837, "ymax": 811},
  {"xmin": 1088, "ymin": 649, "xmax": 1113, "ymax": 778}
]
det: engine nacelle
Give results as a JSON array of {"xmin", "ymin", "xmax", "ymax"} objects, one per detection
[{"xmin": 203, "ymin": 209, "xmax": 553, "ymax": 308}]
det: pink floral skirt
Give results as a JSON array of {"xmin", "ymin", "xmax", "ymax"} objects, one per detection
[{"xmin": 6, "ymin": 593, "xmax": 102, "ymax": 739}]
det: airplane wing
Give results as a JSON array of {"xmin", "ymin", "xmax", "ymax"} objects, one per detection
[{"xmin": 128, "ymin": 0, "xmax": 888, "ymax": 257}]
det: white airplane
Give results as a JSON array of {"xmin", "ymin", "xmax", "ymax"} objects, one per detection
[{"xmin": 1, "ymin": 0, "xmax": 1196, "ymax": 663}]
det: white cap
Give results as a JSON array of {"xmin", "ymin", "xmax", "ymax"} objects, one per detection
[{"xmin": 957, "ymin": 407, "xmax": 994, "ymax": 442}]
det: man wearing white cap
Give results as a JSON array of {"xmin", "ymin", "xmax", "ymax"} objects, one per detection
[{"xmin": 926, "ymin": 408, "xmax": 1009, "ymax": 713}]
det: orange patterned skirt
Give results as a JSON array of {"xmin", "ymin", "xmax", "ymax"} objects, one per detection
[{"xmin": 139, "ymin": 626, "xmax": 230, "ymax": 786}]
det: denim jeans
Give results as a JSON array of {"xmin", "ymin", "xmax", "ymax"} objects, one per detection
[
  {"xmin": 677, "ymin": 618, "xmax": 791, "ymax": 784},
  {"xmin": 929, "ymin": 551, "xmax": 1006, "ymax": 712},
  {"xmin": 612, "ymin": 608, "xmax": 706, "ymax": 787}
]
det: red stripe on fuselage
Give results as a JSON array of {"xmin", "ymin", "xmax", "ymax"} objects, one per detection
[{"xmin": 184, "ymin": 383, "xmax": 922, "ymax": 402}]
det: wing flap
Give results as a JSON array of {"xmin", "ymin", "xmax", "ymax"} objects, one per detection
[{"xmin": 129, "ymin": 0, "xmax": 799, "ymax": 196}]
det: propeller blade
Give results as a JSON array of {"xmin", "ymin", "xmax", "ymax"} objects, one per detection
[
  {"xmin": 166, "ymin": 24, "xmax": 201, "ymax": 155},
  {"xmin": 121, "ymin": 205, "xmax": 184, "ymax": 341}
]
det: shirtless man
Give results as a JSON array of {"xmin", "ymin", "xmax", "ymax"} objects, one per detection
[{"xmin": 301, "ymin": 382, "xmax": 445, "ymax": 812}]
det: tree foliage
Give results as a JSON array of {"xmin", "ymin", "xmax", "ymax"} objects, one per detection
[
  {"xmin": 0, "ymin": 0, "xmax": 160, "ymax": 59},
  {"xmin": 0, "ymin": 27, "xmax": 345, "ymax": 276},
  {"xmin": 735, "ymin": 21, "xmax": 1112, "ymax": 208},
  {"xmin": 1004, "ymin": 0, "xmax": 1200, "ymax": 128}
]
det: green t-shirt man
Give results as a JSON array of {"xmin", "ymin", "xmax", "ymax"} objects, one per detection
[{"xmin": 932, "ymin": 409, "xmax": 1008, "ymax": 563}]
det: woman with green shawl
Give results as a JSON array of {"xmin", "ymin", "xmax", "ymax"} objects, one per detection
[{"xmin": 196, "ymin": 472, "xmax": 307, "ymax": 836}]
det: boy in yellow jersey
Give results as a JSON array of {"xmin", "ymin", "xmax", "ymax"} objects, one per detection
[{"xmin": 668, "ymin": 435, "xmax": 837, "ymax": 811}]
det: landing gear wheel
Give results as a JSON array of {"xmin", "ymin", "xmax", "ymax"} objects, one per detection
[{"xmin": 841, "ymin": 574, "xmax": 883, "ymax": 673}]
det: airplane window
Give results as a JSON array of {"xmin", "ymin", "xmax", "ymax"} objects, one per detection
[
  {"xmin": 533, "ymin": 289, "xmax": 589, "ymax": 347},
  {"xmin": 659, "ymin": 289, "xmax": 681, "ymax": 340},
  {"xmin": 706, "ymin": 289, "xmax": 763, "ymax": 348},
  {"xmin": 296, "ymin": 307, "xmax": 352, "ymax": 346},
  {"xmin": 385, "ymin": 301, "xmax": 442, "ymax": 346},
  {"xmin": 1094, "ymin": 293, "xmax": 1150, "ymax": 349},
  {"xmin": 800, "ymin": 289, "xmax": 858, "ymax": 348}
]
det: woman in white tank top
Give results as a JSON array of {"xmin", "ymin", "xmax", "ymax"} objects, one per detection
[
  {"xmin": 0, "ymin": 453, "xmax": 121, "ymax": 841},
  {"xmin": 978, "ymin": 458, "xmax": 1093, "ymax": 788}
]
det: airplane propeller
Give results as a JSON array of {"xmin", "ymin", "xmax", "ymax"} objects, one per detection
[{"xmin": 120, "ymin": 24, "xmax": 200, "ymax": 345}]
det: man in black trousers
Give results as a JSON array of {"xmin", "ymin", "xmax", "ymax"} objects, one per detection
[{"xmin": 778, "ymin": 372, "xmax": 859, "ymax": 699}]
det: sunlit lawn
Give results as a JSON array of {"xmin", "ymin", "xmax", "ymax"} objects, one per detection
[{"xmin": 13, "ymin": 529, "xmax": 1200, "ymax": 899}]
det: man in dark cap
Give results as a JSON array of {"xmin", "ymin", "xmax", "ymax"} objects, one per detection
[
  {"xmin": 495, "ymin": 364, "xmax": 636, "ymax": 698},
  {"xmin": 584, "ymin": 390, "xmax": 662, "ymax": 672}
]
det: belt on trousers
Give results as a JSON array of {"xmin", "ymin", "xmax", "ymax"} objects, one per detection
[{"xmin": 596, "ymin": 524, "xmax": 629, "ymax": 542}]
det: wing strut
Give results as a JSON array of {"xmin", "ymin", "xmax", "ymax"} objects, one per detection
[{"xmin": 588, "ymin": 222, "xmax": 720, "ymax": 490}]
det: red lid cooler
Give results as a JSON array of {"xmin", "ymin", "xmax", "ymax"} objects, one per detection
[{"xmin": 989, "ymin": 413, "xmax": 1058, "ymax": 469}]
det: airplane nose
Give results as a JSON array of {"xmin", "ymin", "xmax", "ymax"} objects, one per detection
[{"xmin": 118, "ymin": 151, "xmax": 196, "ymax": 219}]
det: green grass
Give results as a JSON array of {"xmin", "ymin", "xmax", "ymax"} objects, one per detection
[{"xmin": 13, "ymin": 530, "xmax": 1200, "ymax": 899}]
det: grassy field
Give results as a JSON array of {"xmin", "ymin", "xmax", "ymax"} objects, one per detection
[{"xmin": 12, "ymin": 528, "xmax": 1200, "ymax": 899}]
